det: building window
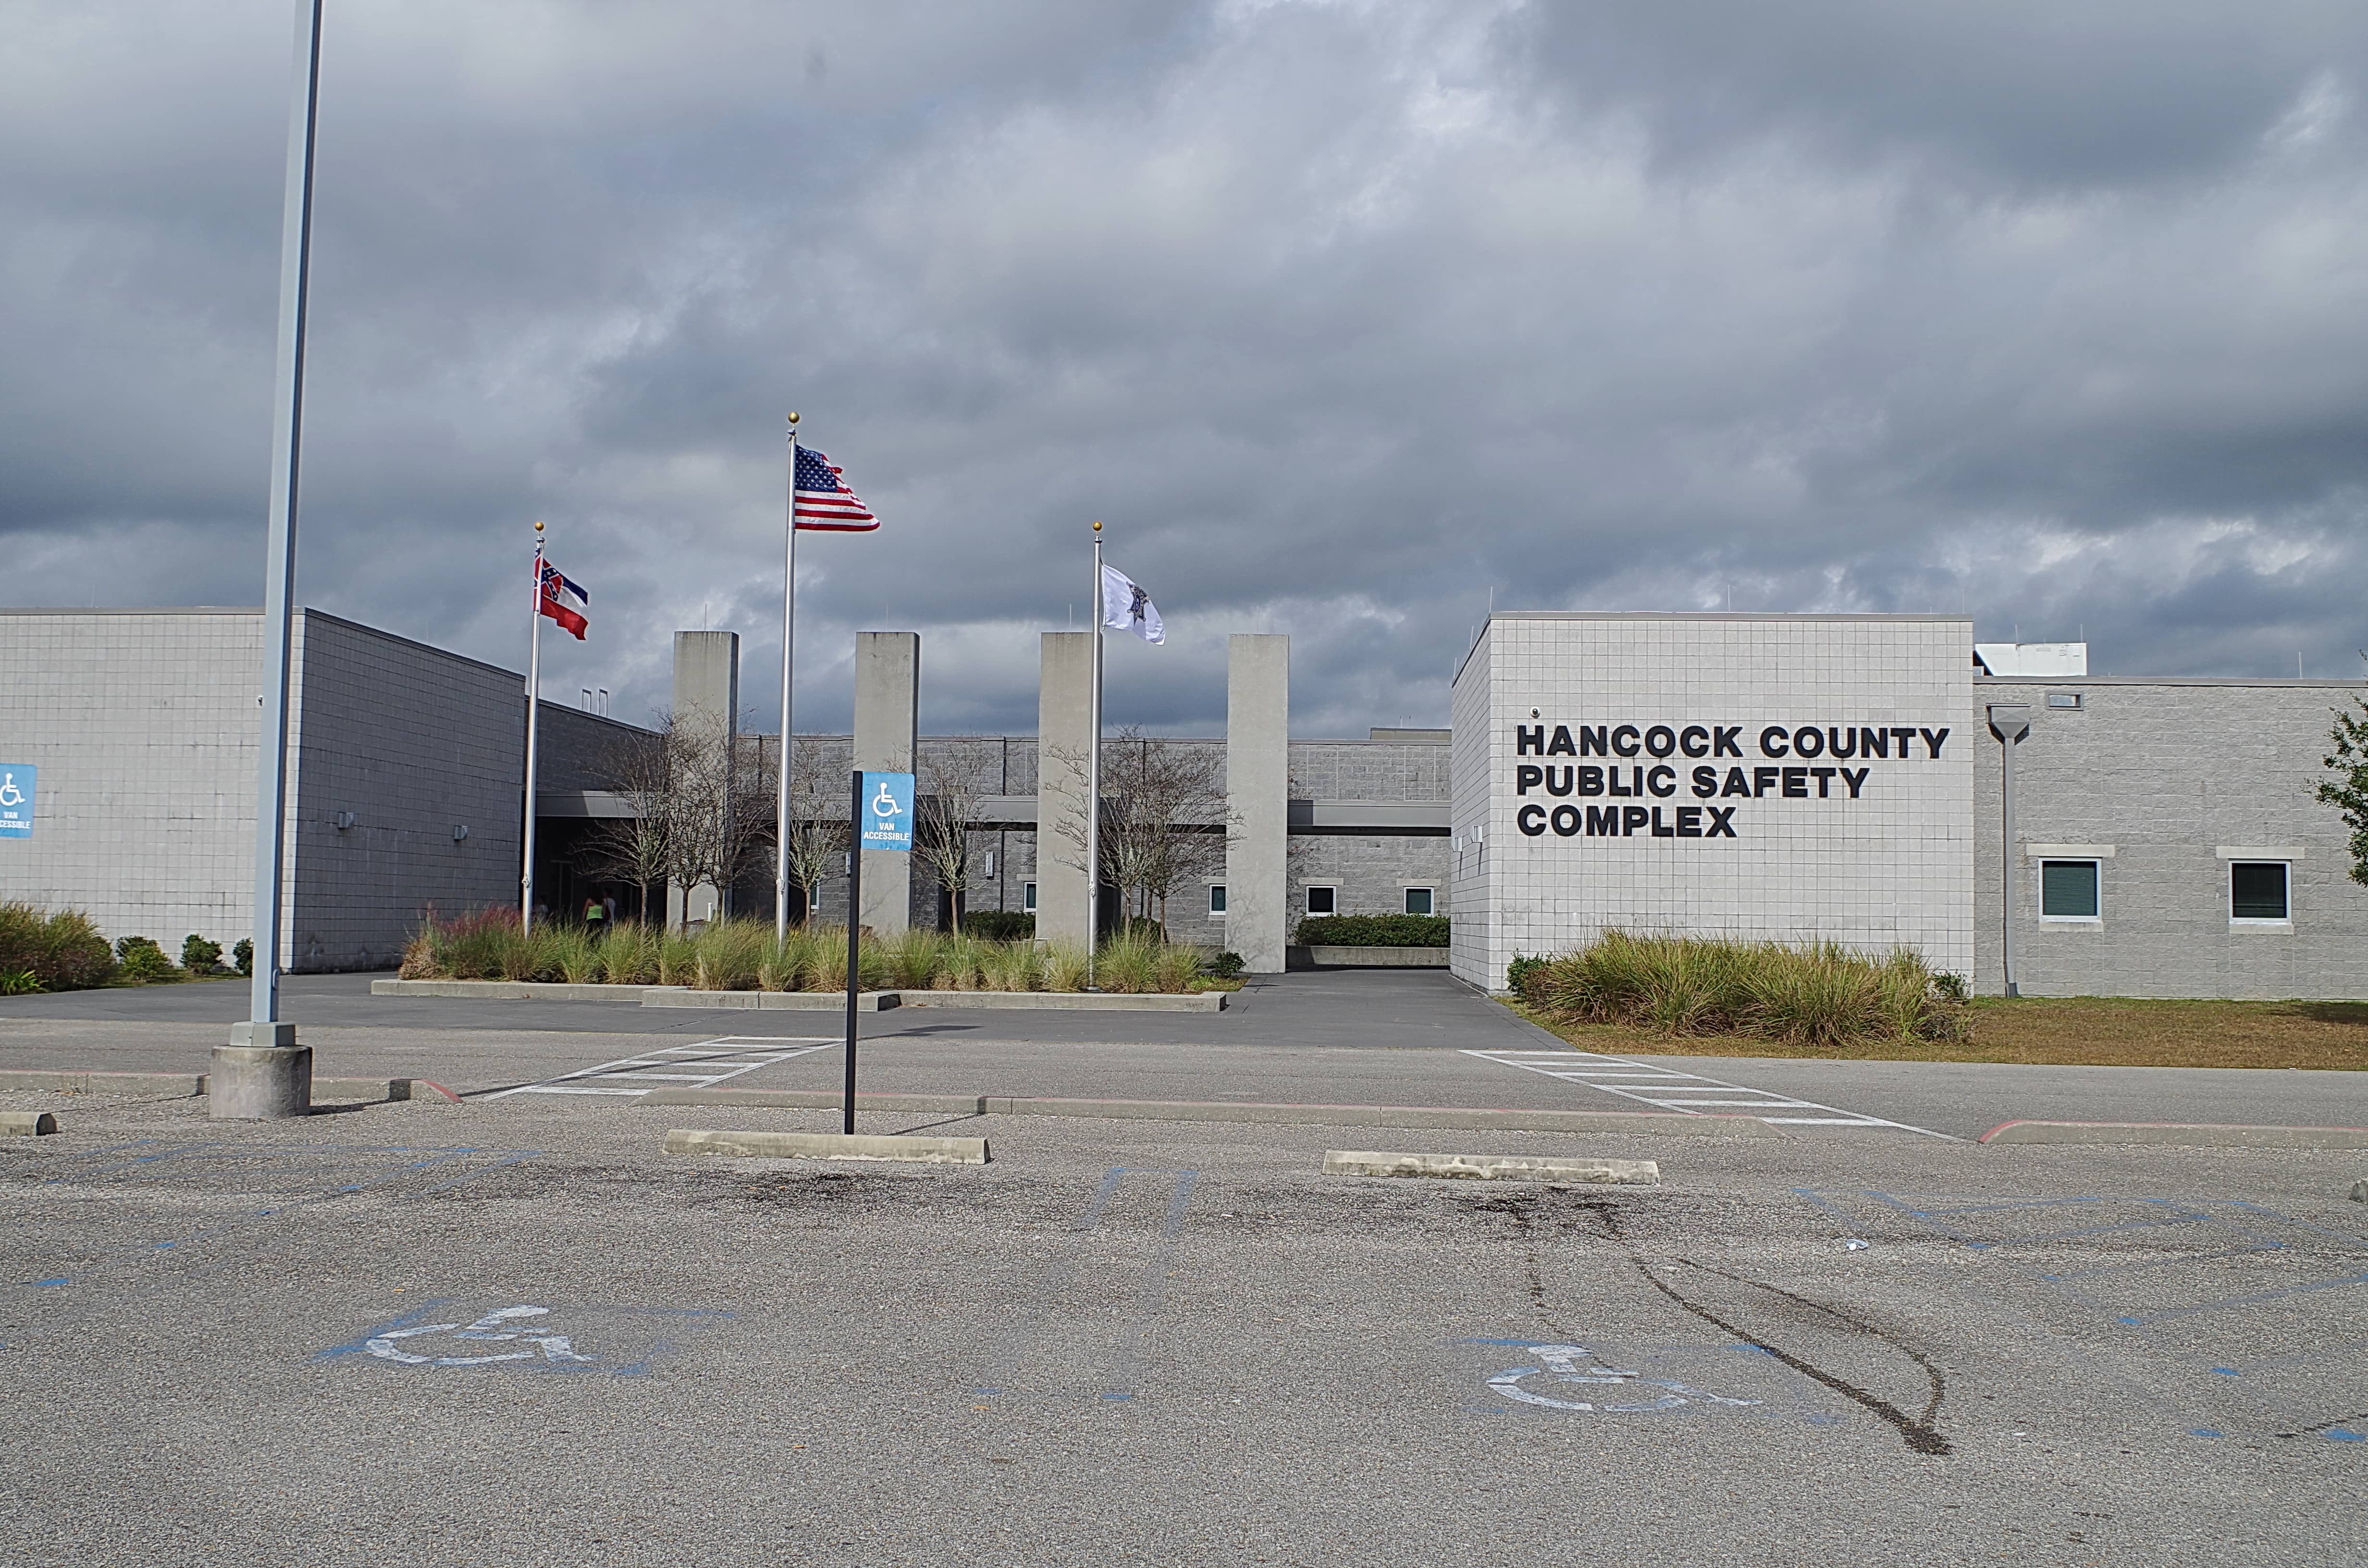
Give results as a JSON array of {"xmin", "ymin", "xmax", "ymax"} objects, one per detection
[
  {"xmin": 1022, "ymin": 881, "xmax": 1037, "ymax": 914},
  {"xmin": 1404, "ymin": 886, "xmax": 1434, "ymax": 916},
  {"xmin": 1305, "ymin": 885, "xmax": 1337, "ymax": 916},
  {"xmin": 2230, "ymin": 862, "xmax": 2289, "ymax": 923},
  {"xmin": 2038, "ymin": 860, "xmax": 2099, "ymax": 921},
  {"xmin": 1207, "ymin": 884, "xmax": 1227, "ymax": 916},
  {"xmin": 2046, "ymin": 692, "xmax": 2082, "ymax": 709}
]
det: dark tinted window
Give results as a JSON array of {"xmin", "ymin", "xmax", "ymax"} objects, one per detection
[
  {"xmin": 2040, "ymin": 860, "xmax": 2098, "ymax": 918},
  {"xmin": 2230, "ymin": 862, "xmax": 2288, "ymax": 920}
]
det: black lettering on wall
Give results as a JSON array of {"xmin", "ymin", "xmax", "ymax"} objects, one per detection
[
  {"xmin": 1680, "ymin": 725, "xmax": 1710, "ymax": 758},
  {"xmin": 1587, "ymin": 805, "xmax": 1620, "ymax": 836},
  {"xmin": 1840, "ymin": 767, "xmax": 1868, "ymax": 798},
  {"xmin": 1645, "ymin": 725, "xmax": 1677, "ymax": 758},
  {"xmin": 1782, "ymin": 767, "xmax": 1808, "ymax": 798},
  {"xmin": 1676, "ymin": 806, "xmax": 1703, "ymax": 837},
  {"xmin": 1722, "ymin": 767, "xmax": 1751, "ymax": 797},
  {"xmin": 1691, "ymin": 765, "xmax": 1717, "ymax": 798},
  {"xmin": 1650, "ymin": 806, "xmax": 1675, "ymax": 837},
  {"xmin": 1551, "ymin": 805, "xmax": 1582, "ymax": 837},
  {"xmin": 1548, "ymin": 725, "xmax": 1577, "ymax": 757},
  {"xmin": 1609, "ymin": 767, "xmax": 1634, "ymax": 797},
  {"xmin": 1517, "ymin": 804, "xmax": 1547, "ymax": 836},
  {"xmin": 1622, "ymin": 805, "xmax": 1651, "ymax": 836},
  {"xmin": 1516, "ymin": 725, "xmax": 1545, "ymax": 755},
  {"xmin": 1544, "ymin": 766, "xmax": 1574, "ymax": 797},
  {"xmin": 1577, "ymin": 765, "xmax": 1604, "ymax": 796},
  {"xmin": 1860, "ymin": 727, "xmax": 1889, "ymax": 759},
  {"xmin": 1516, "ymin": 764, "xmax": 1543, "ymax": 795},
  {"xmin": 1826, "ymin": 726, "xmax": 1857, "ymax": 759},
  {"xmin": 1921, "ymin": 726, "xmax": 1950, "ymax": 759},
  {"xmin": 1753, "ymin": 766, "xmax": 1778, "ymax": 797},
  {"xmin": 1647, "ymin": 765, "xmax": 1677, "ymax": 798},
  {"xmin": 1714, "ymin": 725, "xmax": 1742, "ymax": 757},
  {"xmin": 1760, "ymin": 726, "xmax": 1790, "ymax": 758},
  {"xmin": 1792, "ymin": 725, "xmax": 1825, "ymax": 759},
  {"xmin": 1811, "ymin": 766, "xmax": 1835, "ymax": 798},
  {"xmin": 1706, "ymin": 806, "xmax": 1738, "ymax": 838},
  {"xmin": 1578, "ymin": 725, "xmax": 1607, "ymax": 757},
  {"xmin": 1890, "ymin": 726, "xmax": 1915, "ymax": 757},
  {"xmin": 1611, "ymin": 724, "xmax": 1641, "ymax": 757}
]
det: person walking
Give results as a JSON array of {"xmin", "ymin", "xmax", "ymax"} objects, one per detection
[{"xmin": 583, "ymin": 896, "xmax": 605, "ymax": 930}]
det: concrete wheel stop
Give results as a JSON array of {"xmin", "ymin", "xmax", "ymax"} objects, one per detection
[
  {"xmin": 664, "ymin": 1128, "xmax": 989, "ymax": 1165},
  {"xmin": 1322, "ymin": 1150, "xmax": 1659, "ymax": 1184},
  {"xmin": 1, "ymin": 1111, "xmax": 59, "ymax": 1136}
]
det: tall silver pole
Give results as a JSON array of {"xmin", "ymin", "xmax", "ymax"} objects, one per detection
[
  {"xmin": 521, "ymin": 527, "xmax": 546, "ymax": 931},
  {"xmin": 244, "ymin": 0, "xmax": 324, "ymax": 1030},
  {"xmin": 1087, "ymin": 521, "xmax": 1103, "ymax": 985},
  {"xmin": 776, "ymin": 413, "xmax": 801, "ymax": 939}
]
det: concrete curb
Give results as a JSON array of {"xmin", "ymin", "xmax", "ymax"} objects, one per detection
[
  {"xmin": 899, "ymin": 990, "xmax": 1229, "ymax": 1011},
  {"xmin": 1304, "ymin": 946, "xmax": 1451, "ymax": 968},
  {"xmin": 0, "ymin": 1069, "xmax": 205, "ymax": 1096},
  {"xmin": 1, "ymin": 1110, "xmax": 60, "ymax": 1136},
  {"xmin": 980, "ymin": 1097, "xmax": 1782, "ymax": 1136},
  {"xmin": 645, "ymin": 1089, "xmax": 986, "ymax": 1115},
  {"xmin": 371, "ymin": 979, "xmax": 654, "ymax": 1001},
  {"xmin": 640, "ymin": 988, "xmax": 902, "ymax": 1012},
  {"xmin": 1979, "ymin": 1119, "xmax": 2368, "ymax": 1150},
  {"xmin": 663, "ymin": 1128, "xmax": 989, "ymax": 1164},
  {"xmin": 1322, "ymin": 1150, "xmax": 1659, "ymax": 1183},
  {"xmin": 0, "ymin": 1070, "xmax": 440, "ymax": 1105}
]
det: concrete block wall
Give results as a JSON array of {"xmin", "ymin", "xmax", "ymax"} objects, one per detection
[
  {"xmin": 0, "ymin": 609, "xmax": 264, "ymax": 953},
  {"xmin": 1972, "ymin": 676, "xmax": 2368, "ymax": 998},
  {"xmin": 286, "ymin": 612, "xmax": 529, "ymax": 970},
  {"xmin": 1453, "ymin": 612, "xmax": 1975, "ymax": 992}
]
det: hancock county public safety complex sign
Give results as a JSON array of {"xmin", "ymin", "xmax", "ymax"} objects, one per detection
[{"xmin": 1508, "ymin": 720, "xmax": 1952, "ymax": 841}]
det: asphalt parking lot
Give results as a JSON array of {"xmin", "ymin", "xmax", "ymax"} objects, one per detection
[{"xmin": 3, "ymin": 972, "xmax": 2365, "ymax": 1564}]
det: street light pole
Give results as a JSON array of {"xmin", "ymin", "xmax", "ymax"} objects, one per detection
[{"xmin": 220, "ymin": 0, "xmax": 325, "ymax": 1121}]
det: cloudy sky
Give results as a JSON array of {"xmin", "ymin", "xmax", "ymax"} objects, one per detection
[{"xmin": 9, "ymin": 0, "xmax": 2368, "ymax": 735}]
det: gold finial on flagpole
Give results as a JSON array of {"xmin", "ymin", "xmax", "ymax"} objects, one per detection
[
  {"xmin": 787, "ymin": 411, "xmax": 800, "ymax": 425},
  {"xmin": 534, "ymin": 519, "xmax": 544, "ymax": 533},
  {"xmin": 1093, "ymin": 519, "xmax": 1102, "ymax": 533}
]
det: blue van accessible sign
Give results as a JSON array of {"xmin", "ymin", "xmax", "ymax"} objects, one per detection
[
  {"xmin": 0, "ymin": 764, "xmax": 34, "ymax": 838},
  {"xmin": 859, "ymin": 771, "xmax": 914, "ymax": 852}
]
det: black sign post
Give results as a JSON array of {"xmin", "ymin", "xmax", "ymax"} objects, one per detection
[{"xmin": 843, "ymin": 767, "xmax": 862, "ymax": 1135}]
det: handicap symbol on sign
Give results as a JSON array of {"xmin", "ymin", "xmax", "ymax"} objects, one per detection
[
  {"xmin": 1486, "ymin": 1343, "xmax": 1758, "ymax": 1413},
  {"xmin": 364, "ymin": 1305, "xmax": 595, "ymax": 1368},
  {"xmin": 0, "ymin": 774, "xmax": 23, "ymax": 808},
  {"xmin": 871, "ymin": 780, "xmax": 903, "ymax": 824}
]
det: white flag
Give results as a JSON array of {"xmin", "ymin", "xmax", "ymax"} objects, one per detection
[{"xmin": 1100, "ymin": 562, "xmax": 1164, "ymax": 644}]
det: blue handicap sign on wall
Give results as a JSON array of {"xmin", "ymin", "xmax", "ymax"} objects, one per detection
[
  {"xmin": 859, "ymin": 771, "xmax": 914, "ymax": 852},
  {"xmin": 0, "ymin": 765, "xmax": 33, "ymax": 839}
]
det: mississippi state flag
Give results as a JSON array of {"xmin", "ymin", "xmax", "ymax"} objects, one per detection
[
  {"xmin": 539, "ymin": 560, "xmax": 589, "ymax": 640},
  {"xmin": 792, "ymin": 446, "xmax": 879, "ymax": 531}
]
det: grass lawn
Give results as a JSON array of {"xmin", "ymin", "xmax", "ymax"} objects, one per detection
[{"xmin": 1508, "ymin": 996, "xmax": 2368, "ymax": 1071}]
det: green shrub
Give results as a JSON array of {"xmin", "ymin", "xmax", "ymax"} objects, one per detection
[
  {"xmin": 1293, "ymin": 914, "xmax": 1449, "ymax": 947},
  {"xmin": 181, "ymin": 934, "xmax": 224, "ymax": 974},
  {"xmin": 1205, "ymin": 950, "xmax": 1245, "ymax": 979},
  {"xmin": 962, "ymin": 910, "xmax": 1036, "ymax": 941},
  {"xmin": 1505, "ymin": 954, "xmax": 1545, "ymax": 997},
  {"xmin": 233, "ymin": 938, "xmax": 254, "ymax": 977},
  {"xmin": 114, "ymin": 935, "xmax": 180, "ymax": 983},
  {"xmin": 0, "ymin": 904, "xmax": 115, "ymax": 991},
  {"xmin": 1517, "ymin": 930, "xmax": 1965, "ymax": 1046},
  {"xmin": 0, "ymin": 969, "xmax": 43, "ymax": 995}
]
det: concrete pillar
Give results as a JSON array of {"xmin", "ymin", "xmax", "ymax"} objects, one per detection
[
  {"xmin": 853, "ymin": 631, "xmax": 919, "ymax": 934},
  {"xmin": 1226, "ymin": 634, "xmax": 1289, "ymax": 973},
  {"xmin": 1036, "ymin": 631, "xmax": 1095, "ymax": 949},
  {"xmin": 671, "ymin": 630, "xmax": 739, "ymax": 925},
  {"xmin": 210, "ymin": 1023, "xmax": 310, "ymax": 1120}
]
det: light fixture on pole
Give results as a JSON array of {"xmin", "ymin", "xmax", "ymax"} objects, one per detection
[
  {"xmin": 219, "ymin": 0, "xmax": 325, "ymax": 1122},
  {"xmin": 1987, "ymin": 703, "xmax": 2031, "ymax": 998}
]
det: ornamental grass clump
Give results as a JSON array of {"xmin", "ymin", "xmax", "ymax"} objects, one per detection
[
  {"xmin": 1514, "ymin": 930, "xmax": 1964, "ymax": 1047},
  {"xmin": 0, "ymin": 903, "xmax": 116, "ymax": 992}
]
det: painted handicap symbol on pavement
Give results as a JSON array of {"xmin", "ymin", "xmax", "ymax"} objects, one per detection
[
  {"xmin": 364, "ymin": 1305, "xmax": 595, "ymax": 1368},
  {"xmin": 1485, "ymin": 1342, "xmax": 1758, "ymax": 1414}
]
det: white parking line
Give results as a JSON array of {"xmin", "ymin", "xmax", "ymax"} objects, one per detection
[
  {"xmin": 1462, "ymin": 1049, "xmax": 1952, "ymax": 1137},
  {"xmin": 483, "ymin": 1037, "xmax": 839, "ymax": 1101}
]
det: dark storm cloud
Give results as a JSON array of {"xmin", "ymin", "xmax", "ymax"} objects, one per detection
[{"xmin": 6, "ymin": 0, "xmax": 2368, "ymax": 739}]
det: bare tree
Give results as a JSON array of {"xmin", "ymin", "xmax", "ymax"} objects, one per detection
[
  {"xmin": 1046, "ymin": 730, "xmax": 1232, "ymax": 933},
  {"xmin": 576, "ymin": 710, "xmax": 769, "ymax": 931},
  {"xmin": 780, "ymin": 735, "xmax": 850, "ymax": 925},
  {"xmin": 915, "ymin": 743, "xmax": 996, "ymax": 931}
]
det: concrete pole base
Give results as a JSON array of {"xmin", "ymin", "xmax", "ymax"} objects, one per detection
[{"xmin": 211, "ymin": 1029, "xmax": 312, "ymax": 1120}]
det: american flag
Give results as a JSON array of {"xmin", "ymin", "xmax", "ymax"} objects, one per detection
[{"xmin": 793, "ymin": 446, "xmax": 878, "ymax": 531}]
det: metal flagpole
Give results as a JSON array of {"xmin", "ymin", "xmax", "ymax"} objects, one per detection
[
  {"xmin": 522, "ymin": 522, "xmax": 546, "ymax": 932},
  {"xmin": 776, "ymin": 413, "xmax": 800, "ymax": 939},
  {"xmin": 1087, "ymin": 520, "xmax": 1103, "ymax": 987},
  {"xmin": 240, "ymin": 0, "xmax": 323, "ymax": 1046}
]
